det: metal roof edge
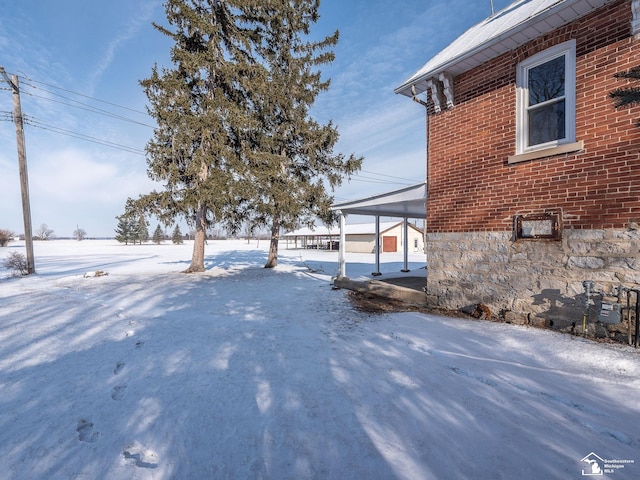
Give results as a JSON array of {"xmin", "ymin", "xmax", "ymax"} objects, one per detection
[{"xmin": 330, "ymin": 182, "xmax": 426, "ymax": 210}]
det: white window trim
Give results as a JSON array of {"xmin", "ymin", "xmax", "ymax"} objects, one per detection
[{"xmin": 515, "ymin": 40, "xmax": 576, "ymax": 156}]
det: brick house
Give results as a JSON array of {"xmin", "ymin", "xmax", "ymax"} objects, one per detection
[{"xmin": 395, "ymin": 0, "xmax": 640, "ymax": 339}]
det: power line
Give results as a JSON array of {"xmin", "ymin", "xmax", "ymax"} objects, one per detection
[
  {"xmin": 0, "ymin": 71, "xmax": 150, "ymax": 155},
  {"xmin": 349, "ymin": 175, "xmax": 411, "ymax": 186},
  {"xmin": 17, "ymin": 73, "xmax": 148, "ymax": 116},
  {"xmin": 357, "ymin": 169, "xmax": 419, "ymax": 183},
  {"xmin": 22, "ymin": 89, "xmax": 155, "ymax": 128},
  {"xmin": 0, "ymin": 70, "xmax": 155, "ymax": 128},
  {"xmin": 22, "ymin": 114, "xmax": 145, "ymax": 155},
  {"xmin": 3, "ymin": 73, "xmax": 426, "ymax": 180}
]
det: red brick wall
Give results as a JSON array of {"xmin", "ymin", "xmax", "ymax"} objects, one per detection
[{"xmin": 427, "ymin": 0, "xmax": 640, "ymax": 233}]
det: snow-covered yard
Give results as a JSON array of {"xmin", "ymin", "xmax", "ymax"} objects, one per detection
[{"xmin": 1, "ymin": 240, "xmax": 639, "ymax": 479}]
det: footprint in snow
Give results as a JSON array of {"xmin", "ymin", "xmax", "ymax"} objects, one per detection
[
  {"xmin": 123, "ymin": 445, "xmax": 158, "ymax": 468},
  {"xmin": 114, "ymin": 361, "xmax": 125, "ymax": 375},
  {"xmin": 135, "ymin": 340, "xmax": 144, "ymax": 349},
  {"xmin": 111, "ymin": 384, "xmax": 128, "ymax": 401},
  {"xmin": 77, "ymin": 419, "xmax": 100, "ymax": 443}
]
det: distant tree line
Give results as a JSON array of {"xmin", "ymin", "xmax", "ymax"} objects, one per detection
[
  {"xmin": 1, "ymin": 225, "xmax": 88, "ymax": 245},
  {"xmin": 115, "ymin": 215, "xmax": 184, "ymax": 245}
]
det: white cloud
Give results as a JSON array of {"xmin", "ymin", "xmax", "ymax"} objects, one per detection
[
  {"xmin": 29, "ymin": 148, "xmax": 151, "ymax": 204},
  {"xmin": 336, "ymin": 99, "xmax": 424, "ymax": 153},
  {"xmin": 1, "ymin": 147, "xmax": 154, "ymax": 237},
  {"xmin": 87, "ymin": 1, "xmax": 160, "ymax": 94}
]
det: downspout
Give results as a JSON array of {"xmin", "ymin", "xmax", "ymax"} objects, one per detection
[
  {"xmin": 424, "ymin": 114, "xmax": 429, "ymax": 287},
  {"xmin": 411, "ymin": 85, "xmax": 429, "ymax": 288}
]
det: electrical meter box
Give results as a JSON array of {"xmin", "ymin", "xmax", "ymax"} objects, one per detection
[{"xmin": 598, "ymin": 302, "xmax": 621, "ymax": 324}]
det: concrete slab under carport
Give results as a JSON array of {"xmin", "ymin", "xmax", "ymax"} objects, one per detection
[{"xmin": 333, "ymin": 270, "xmax": 427, "ymax": 306}]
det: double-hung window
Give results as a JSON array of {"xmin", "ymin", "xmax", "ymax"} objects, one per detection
[{"xmin": 515, "ymin": 40, "xmax": 577, "ymax": 157}]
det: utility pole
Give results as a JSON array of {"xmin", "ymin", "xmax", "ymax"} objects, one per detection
[{"xmin": 0, "ymin": 67, "xmax": 35, "ymax": 274}]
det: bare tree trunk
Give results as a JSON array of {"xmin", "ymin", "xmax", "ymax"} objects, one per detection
[
  {"xmin": 185, "ymin": 202, "xmax": 207, "ymax": 273},
  {"xmin": 264, "ymin": 218, "xmax": 280, "ymax": 268}
]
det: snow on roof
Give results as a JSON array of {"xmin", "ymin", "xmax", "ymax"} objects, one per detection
[
  {"xmin": 343, "ymin": 222, "xmax": 404, "ymax": 235},
  {"xmin": 283, "ymin": 225, "xmax": 336, "ymax": 237},
  {"xmin": 395, "ymin": 0, "xmax": 612, "ymax": 97},
  {"xmin": 283, "ymin": 221, "xmax": 410, "ymax": 237}
]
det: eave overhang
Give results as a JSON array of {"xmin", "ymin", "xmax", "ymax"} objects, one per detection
[{"xmin": 395, "ymin": 0, "xmax": 614, "ymax": 99}]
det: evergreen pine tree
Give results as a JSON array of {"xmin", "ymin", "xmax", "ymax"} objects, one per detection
[
  {"xmin": 243, "ymin": 0, "xmax": 362, "ymax": 268},
  {"xmin": 130, "ymin": 0, "xmax": 360, "ymax": 269},
  {"xmin": 137, "ymin": 215, "xmax": 150, "ymax": 244},
  {"xmin": 152, "ymin": 224, "xmax": 164, "ymax": 244},
  {"xmin": 133, "ymin": 0, "xmax": 259, "ymax": 272},
  {"xmin": 114, "ymin": 216, "xmax": 132, "ymax": 245},
  {"xmin": 172, "ymin": 225, "xmax": 184, "ymax": 244}
]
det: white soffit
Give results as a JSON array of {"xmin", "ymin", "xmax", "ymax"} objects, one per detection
[{"xmin": 331, "ymin": 182, "xmax": 427, "ymax": 218}]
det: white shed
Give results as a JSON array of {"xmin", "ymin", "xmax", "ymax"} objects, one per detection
[{"xmin": 342, "ymin": 221, "xmax": 424, "ymax": 254}]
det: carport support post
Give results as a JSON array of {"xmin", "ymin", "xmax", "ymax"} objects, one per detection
[
  {"xmin": 373, "ymin": 216, "xmax": 381, "ymax": 276},
  {"xmin": 402, "ymin": 218, "xmax": 410, "ymax": 272},
  {"xmin": 338, "ymin": 211, "xmax": 346, "ymax": 277}
]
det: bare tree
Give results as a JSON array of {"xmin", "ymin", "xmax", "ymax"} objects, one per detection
[
  {"xmin": 3, "ymin": 251, "xmax": 28, "ymax": 275},
  {"xmin": 35, "ymin": 224, "xmax": 54, "ymax": 241},
  {"xmin": 0, "ymin": 229, "xmax": 14, "ymax": 247},
  {"xmin": 73, "ymin": 227, "xmax": 87, "ymax": 241}
]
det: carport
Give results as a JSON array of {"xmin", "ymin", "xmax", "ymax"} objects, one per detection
[{"xmin": 331, "ymin": 182, "xmax": 427, "ymax": 277}]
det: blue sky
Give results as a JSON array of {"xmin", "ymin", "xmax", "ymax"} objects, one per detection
[{"xmin": 0, "ymin": 0, "xmax": 514, "ymax": 238}]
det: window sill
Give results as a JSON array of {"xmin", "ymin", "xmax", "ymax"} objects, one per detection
[{"xmin": 507, "ymin": 141, "xmax": 584, "ymax": 164}]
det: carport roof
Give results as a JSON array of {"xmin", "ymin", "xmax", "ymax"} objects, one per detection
[{"xmin": 331, "ymin": 182, "xmax": 426, "ymax": 218}]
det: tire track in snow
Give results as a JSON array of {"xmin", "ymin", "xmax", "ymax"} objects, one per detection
[
  {"xmin": 386, "ymin": 332, "xmax": 636, "ymax": 448},
  {"xmin": 439, "ymin": 356, "xmax": 637, "ymax": 448}
]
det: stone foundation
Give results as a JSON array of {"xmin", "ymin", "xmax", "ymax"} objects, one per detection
[{"xmin": 426, "ymin": 229, "xmax": 640, "ymax": 342}]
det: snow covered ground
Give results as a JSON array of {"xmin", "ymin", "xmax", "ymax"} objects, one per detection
[{"xmin": 1, "ymin": 239, "xmax": 639, "ymax": 479}]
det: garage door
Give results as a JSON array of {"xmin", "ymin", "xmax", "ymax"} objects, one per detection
[{"xmin": 382, "ymin": 236, "xmax": 397, "ymax": 252}]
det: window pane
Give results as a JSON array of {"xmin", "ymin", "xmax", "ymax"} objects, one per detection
[
  {"xmin": 528, "ymin": 55, "xmax": 565, "ymax": 106},
  {"xmin": 528, "ymin": 99, "xmax": 565, "ymax": 146}
]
